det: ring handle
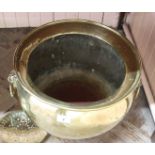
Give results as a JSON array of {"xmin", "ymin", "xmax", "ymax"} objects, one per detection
[{"xmin": 7, "ymin": 70, "xmax": 18, "ymax": 98}]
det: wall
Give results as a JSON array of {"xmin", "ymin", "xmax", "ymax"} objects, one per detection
[
  {"xmin": 0, "ymin": 12, "xmax": 120, "ymax": 28},
  {"xmin": 126, "ymin": 12, "xmax": 155, "ymax": 99}
]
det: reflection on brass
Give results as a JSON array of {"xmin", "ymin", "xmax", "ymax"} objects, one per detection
[
  {"xmin": 8, "ymin": 20, "xmax": 141, "ymax": 139},
  {"xmin": 0, "ymin": 111, "xmax": 47, "ymax": 143}
]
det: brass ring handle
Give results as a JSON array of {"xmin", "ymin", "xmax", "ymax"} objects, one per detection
[{"xmin": 7, "ymin": 70, "xmax": 18, "ymax": 98}]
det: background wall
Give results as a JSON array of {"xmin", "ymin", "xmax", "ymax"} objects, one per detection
[
  {"xmin": 126, "ymin": 12, "xmax": 155, "ymax": 99},
  {"xmin": 0, "ymin": 12, "xmax": 120, "ymax": 28}
]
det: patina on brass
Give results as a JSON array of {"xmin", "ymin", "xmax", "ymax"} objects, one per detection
[{"xmin": 8, "ymin": 20, "xmax": 141, "ymax": 139}]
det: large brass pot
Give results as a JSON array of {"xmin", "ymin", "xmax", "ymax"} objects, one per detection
[{"xmin": 8, "ymin": 20, "xmax": 141, "ymax": 139}]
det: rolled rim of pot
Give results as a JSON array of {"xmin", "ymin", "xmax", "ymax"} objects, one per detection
[{"xmin": 13, "ymin": 19, "xmax": 142, "ymax": 111}]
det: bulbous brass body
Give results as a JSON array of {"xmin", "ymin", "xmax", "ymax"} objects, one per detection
[{"xmin": 8, "ymin": 20, "xmax": 141, "ymax": 139}]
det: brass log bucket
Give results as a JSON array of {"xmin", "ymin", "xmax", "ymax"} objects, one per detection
[{"xmin": 8, "ymin": 20, "xmax": 141, "ymax": 139}]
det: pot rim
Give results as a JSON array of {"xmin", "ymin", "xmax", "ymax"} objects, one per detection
[{"xmin": 13, "ymin": 19, "xmax": 142, "ymax": 111}]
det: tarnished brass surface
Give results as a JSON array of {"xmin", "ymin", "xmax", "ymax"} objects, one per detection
[
  {"xmin": 8, "ymin": 20, "xmax": 141, "ymax": 139},
  {"xmin": 0, "ymin": 111, "xmax": 47, "ymax": 142}
]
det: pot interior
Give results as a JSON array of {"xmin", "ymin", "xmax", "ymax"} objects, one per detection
[{"xmin": 27, "ymin": 34, "xmax": 126, "ymax": 104}]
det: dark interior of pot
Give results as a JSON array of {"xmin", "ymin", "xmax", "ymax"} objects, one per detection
[{"xmin": 27, "ymin": 34, "xmax": 126, "ymax": 104}]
